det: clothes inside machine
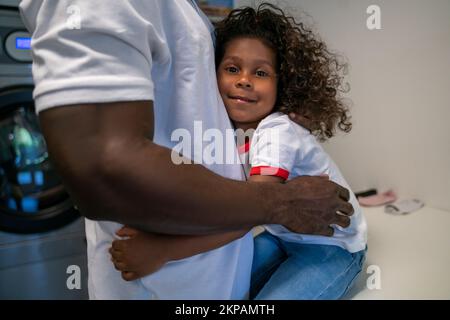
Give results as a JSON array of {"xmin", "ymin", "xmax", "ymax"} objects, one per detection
[{"xmin": 0, "ymin": 1, "xmax": 88, "ymax": 299}]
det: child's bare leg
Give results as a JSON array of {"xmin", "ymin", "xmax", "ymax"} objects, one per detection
[{"xmin": 109, "ymin": 226, "xmax": 250, "ymax": 281}]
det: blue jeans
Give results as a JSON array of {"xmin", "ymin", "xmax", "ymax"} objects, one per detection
[{"xmin": 250, "ymin": 231, "xmax": 366, "ymax": 300}]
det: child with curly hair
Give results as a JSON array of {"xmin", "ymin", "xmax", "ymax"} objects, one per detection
[{"xmin": 110, "ymin": 3, "xmax": 367, "ymax": 300}]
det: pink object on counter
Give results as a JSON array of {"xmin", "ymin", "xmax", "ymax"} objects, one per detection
[{"xmin": 358, "ymin": 190, "xmax": 397, "ymax": 207}]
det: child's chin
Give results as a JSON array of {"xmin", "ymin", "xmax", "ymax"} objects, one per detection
[
  {"xmin": 231, "ymin": 117, "xmax": 251, "ymax": 125},
  {"xmin": 229, "ymin": 111, "xmax": 250, "ymax": 121}
]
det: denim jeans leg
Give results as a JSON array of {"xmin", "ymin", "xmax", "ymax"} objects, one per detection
[
  {"xmin": 254, "ymin": 242, "xmax": 366, "ymax": 300},
  {"xmin": 250, "ymin": 231, "xmax": 287, "ymax": 299}
]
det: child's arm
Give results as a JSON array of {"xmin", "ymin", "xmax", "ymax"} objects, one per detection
[{"xmin": 110, "ymin": 176, "xmax": 284, "ymax": 281}]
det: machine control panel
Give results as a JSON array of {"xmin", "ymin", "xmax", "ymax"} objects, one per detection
[{"xmin": 4, "ymin": 31, "xmax": 32, "ymax": 62}]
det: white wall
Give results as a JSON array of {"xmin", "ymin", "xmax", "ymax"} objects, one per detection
[{"xmin": 237, "ymin": 0, "xmax": 450, "ymax": 211}]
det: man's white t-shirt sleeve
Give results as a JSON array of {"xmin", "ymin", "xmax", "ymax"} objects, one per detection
[
  {"xmin": 249, "ymin": 115, "xmax": 301, "ymax": 181},
  {"xmin": 19, "ymin": 0, "xmax": 161, "ymax": 112}
]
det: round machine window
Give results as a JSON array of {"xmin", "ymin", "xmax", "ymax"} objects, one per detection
[{"xmin": 0, "ymin": 89, "xmax": 79, "ymax": 233}]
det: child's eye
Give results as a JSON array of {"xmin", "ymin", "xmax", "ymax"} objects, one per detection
[
  {"xmin": 256, "ymin": 70, "xmax": 269, "ymax": 77},
  {"xmin": 225, "ymin": 66, "xmax": 239, "ymax": 74}
]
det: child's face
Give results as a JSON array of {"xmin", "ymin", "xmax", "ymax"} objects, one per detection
[{"xmin": 217, "ymin": 37, "xmax": 278, "ymax": 129}]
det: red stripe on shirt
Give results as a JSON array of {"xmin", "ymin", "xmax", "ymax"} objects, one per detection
[
  {"xmin": 250, "ymin": 166, "xmax": 289, "ymax": 180},
  {"xmin": 238, "ymin": 142, "xmax": 250, "ymax": 154}
]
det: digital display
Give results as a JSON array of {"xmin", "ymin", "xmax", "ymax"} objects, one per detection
[{"xmin": 15, "ymin": 37, "xmax": 31, "ymax": 50}]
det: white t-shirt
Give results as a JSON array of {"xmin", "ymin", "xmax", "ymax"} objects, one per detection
[
  {"xmin": 242, "ymin": 112, "xmax": 367, "ymax": 253},
  {"xmin": 19, "ymin": 0, "xmax": 253, "ymax": 299}
]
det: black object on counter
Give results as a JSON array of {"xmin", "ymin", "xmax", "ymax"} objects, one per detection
[{"xmin": 355, "ymin": 188, "xmax": 378, "ymax": 198}]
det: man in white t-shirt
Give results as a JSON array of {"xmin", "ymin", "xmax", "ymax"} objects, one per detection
[{"xmin": 19, "ymin": 0, "xmax": 355, "ymax": 299}]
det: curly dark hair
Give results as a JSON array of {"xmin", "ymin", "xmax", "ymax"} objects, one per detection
[{"xmin": 214, "ymin": 3, "xmax": 352, "ymax": 141}]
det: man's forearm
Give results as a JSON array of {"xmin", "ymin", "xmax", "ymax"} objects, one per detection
[
  {"xmin": 73, "ymin": 140, "xmax": 273, "ymax": 235},
  {"xmin": 39, "ymin": 102, "xmax": 274, "ymax": 235}
]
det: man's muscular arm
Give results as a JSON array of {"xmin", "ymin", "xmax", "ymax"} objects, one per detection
[{"xmin": 39, "ymin": 101, "xmax": 353, "ymax": 235}]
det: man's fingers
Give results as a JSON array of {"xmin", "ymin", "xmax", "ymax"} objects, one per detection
[
  {"xmin": 337, "ymin": 186, "xmax": 351, "ymax": 201},
  {"xmin": 337, "ymin": 202, "xmax": 355, "ymax": 217},
  {"xmin": 310, "ymin": 226, "xmax": 334, "ymax": 237},
  {"xmin": 321, "ymin": 226, "xmax": 334, "ymax": 237},
  {"xmin": 334, "ymin": 214, "xmax": 351, "ymax": 228}
]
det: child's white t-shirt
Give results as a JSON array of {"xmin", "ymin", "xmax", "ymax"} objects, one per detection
[{"xmin": 244, "ymin": 112, "xmax": 367, "ymax": 253}]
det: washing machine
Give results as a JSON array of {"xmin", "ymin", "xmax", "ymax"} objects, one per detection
[{"xmin": 0, "ymin": 1, "xmax": 88, "ymax": 299}]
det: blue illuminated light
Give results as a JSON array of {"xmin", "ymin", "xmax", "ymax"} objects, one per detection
[
  {"xmin": 16, "ymin": 37, "xmax": 31, "ymax": 50},
  {"xmin": 34, "ymin": 171, "xmax": 44, "ymax": 186},
  {"xmin": 22, "ymin": 197, "xmax": 38, "ymax": 213},
  {"xmin": 18, "ymin": 171, "xmax": 32, "ymax": 185}
]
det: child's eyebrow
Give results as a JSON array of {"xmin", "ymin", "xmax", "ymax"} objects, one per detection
[{"xmin": 222, "ymin": 56, "xmax": 275, "ymax": 68}]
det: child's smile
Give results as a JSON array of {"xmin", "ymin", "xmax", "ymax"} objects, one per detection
[{"xmin": 217, "ymin": 37, "xmax": 278, "ymax": 130}]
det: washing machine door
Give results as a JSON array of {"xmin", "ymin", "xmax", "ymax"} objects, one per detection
[{"xmin": 0, "ymin": 87, "xmax": 79, "ymax": 233}]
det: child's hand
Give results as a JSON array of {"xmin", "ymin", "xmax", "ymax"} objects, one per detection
[
  {"xmin": 289, "ymin": 113, "xmax": 313, "ymax": 132},
  {"xmin": 109, "ymin": 226, "xmax": 169, "ymax": 281}
]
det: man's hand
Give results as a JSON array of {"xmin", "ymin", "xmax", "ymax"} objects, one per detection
[{"xmin": 270, "ymin": 176, "xmax": 354, "ymax": 236}]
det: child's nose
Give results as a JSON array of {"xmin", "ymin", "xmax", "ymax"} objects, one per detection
[{"xmin": 236, "ymin": 77, "xmax": 253, "ymax": 89}]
